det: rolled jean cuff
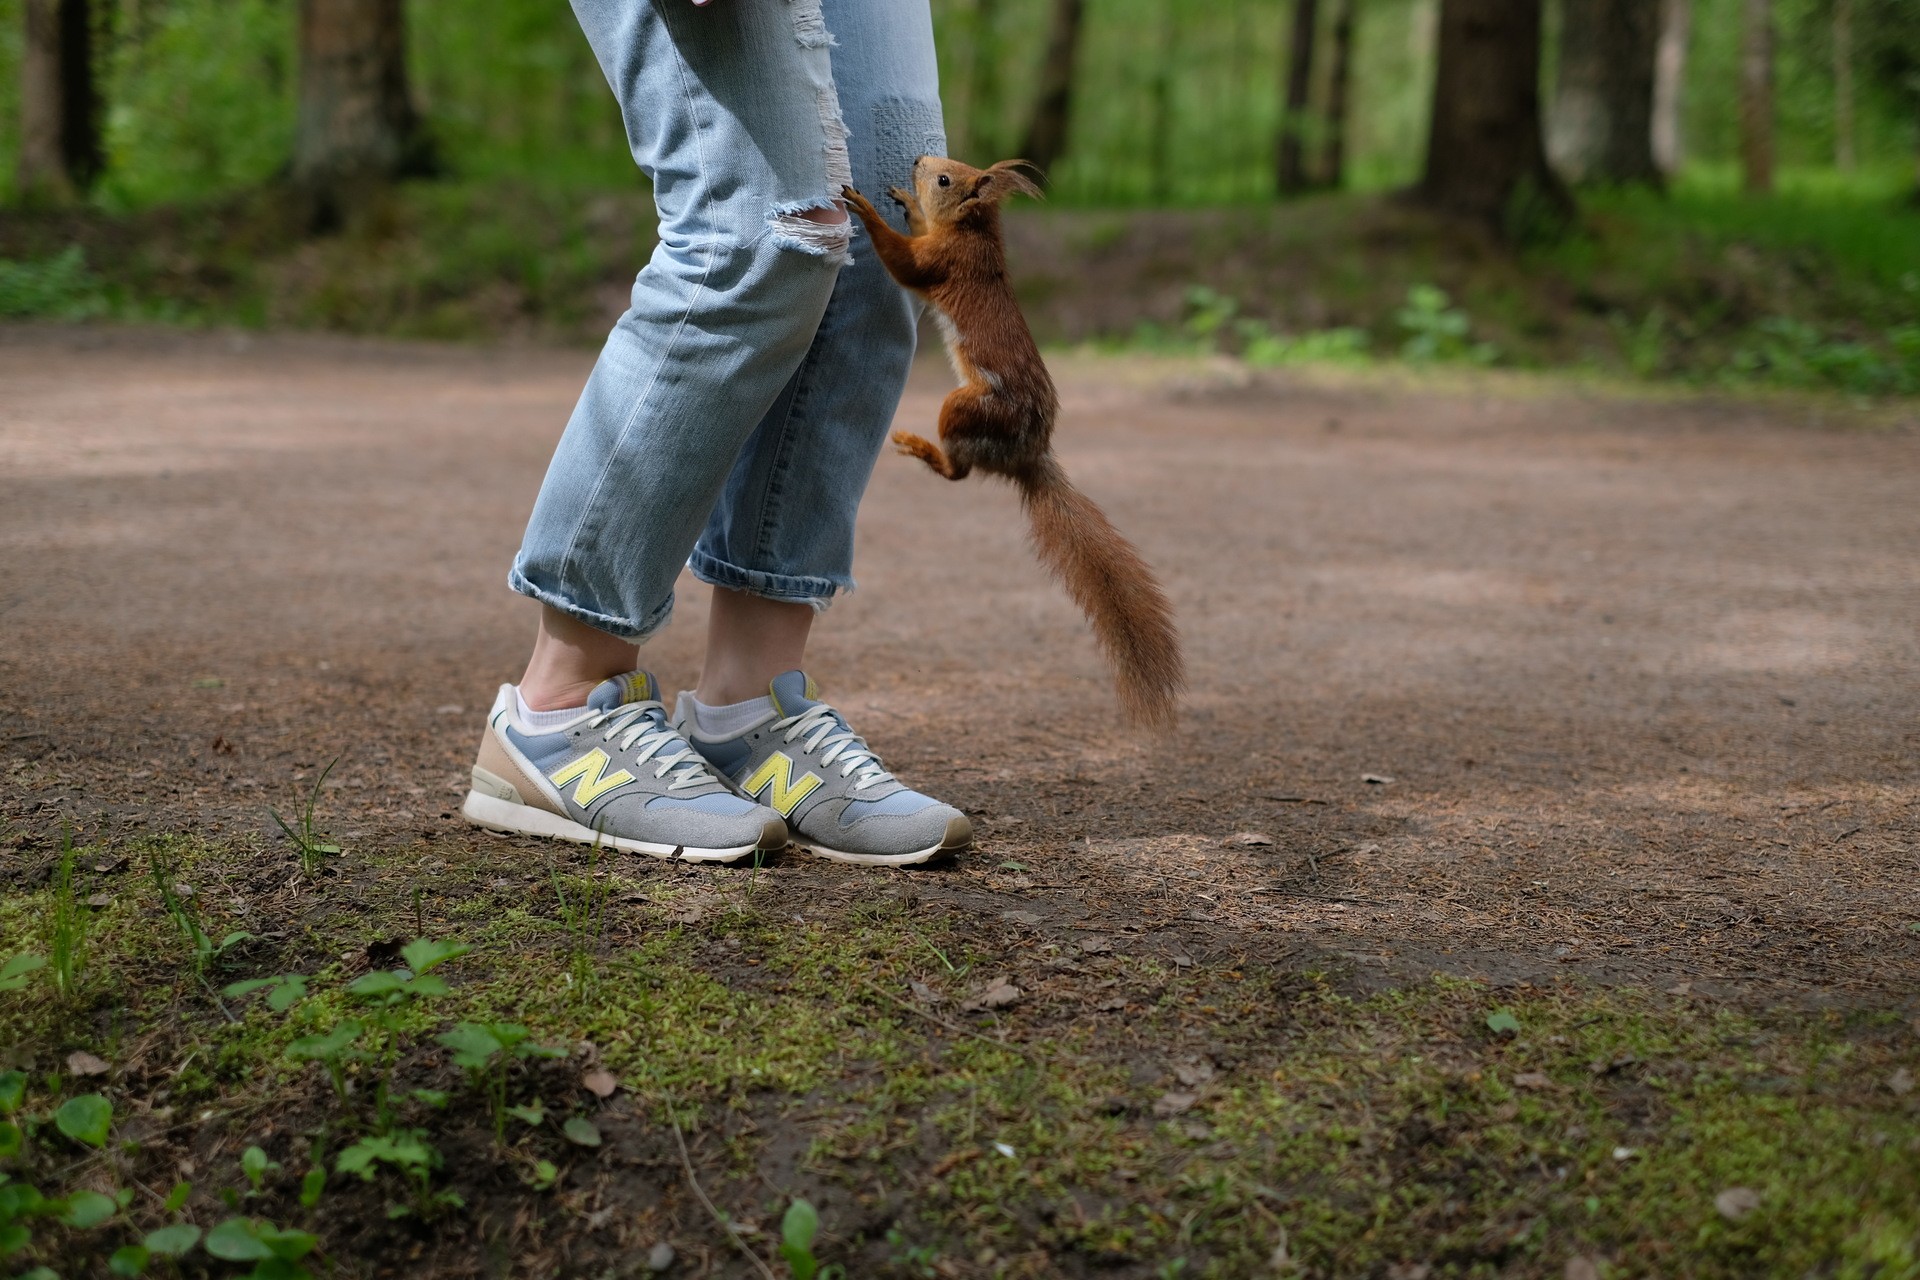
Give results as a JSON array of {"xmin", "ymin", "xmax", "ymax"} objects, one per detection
[
  {"xmin": 506, "ymin": 560, "xmax": 674, "ymax": 642},
  {"xmin": 687, "ymin": 548, "xmax": 846, "ymax": 612}
]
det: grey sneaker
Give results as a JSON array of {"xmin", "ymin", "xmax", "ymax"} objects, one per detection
[
  {"xmin": 672, "ymin": 671, "xmax": 972, "ymax": 866},
  {"xmin": 462, "ymin": 670, "xmax": 787, "ymax": 862}
]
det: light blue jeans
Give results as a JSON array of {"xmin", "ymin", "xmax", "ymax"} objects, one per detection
[{"xmin": 509, "ymin": 0, "xmax": 947, "ymax": 638}]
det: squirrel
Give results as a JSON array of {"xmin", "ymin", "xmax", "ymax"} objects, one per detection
[{"xmin": 843, "ymin": 157, "xmax": 1185, "ymax": 727}]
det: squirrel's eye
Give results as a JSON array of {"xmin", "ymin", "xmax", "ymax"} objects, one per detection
[{"xmin": 937, "ymin": 174, "xmax": 951, "ymax": 188}]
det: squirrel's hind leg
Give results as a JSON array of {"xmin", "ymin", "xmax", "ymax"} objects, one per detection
[{"xmin": 891, "ymin": 431, "xmax": 971, "ymax": 481}]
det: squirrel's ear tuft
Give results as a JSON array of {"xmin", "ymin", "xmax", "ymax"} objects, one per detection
[{"xmin": 985, "ymin": 159, "xmax": 1045, "ymax": 201}]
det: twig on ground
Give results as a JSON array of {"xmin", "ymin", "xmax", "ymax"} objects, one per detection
[{"xmin": 663, "ymin": 1095, "xmax": 777, "ymax": 1280}]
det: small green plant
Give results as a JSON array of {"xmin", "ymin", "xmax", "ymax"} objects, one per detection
[
  {"xmin": 336, "ymin": 1129, "xmax": 461, "ymax": 1219},
  {"xmin": 0, "ymin": 1075, "xmax": 132, "ymax": 1268},
  {"xmin": 0, "ymin": 953, "xmax": 47, "ymax": 993},
  {"xmin": 223, "ymin": 973, "xmax": 310, "ymax": 1012},
  {"xmin": 435, "ymin": 1020, "xmax": 566, "ymax": 1139},
  {"xmin": 1237, "ymin": 319, "xmax": 1372, "ymax": 368},
  {"xmin": 779, "ymin": 1199, "xmax": 846, "ymax": 1280},
  {"xmin": 0, "ymin": 247, "xmax": 108, "ymax": 320},
  {"xmin": 203, "ymin": 1215, "xmax": 320, "ymax": 1278},
  {"xmin": 885, "ymin": 1227, "xmax": 939, "ymax": 1278},
  {"xmin": 145, "ymin": 844, "xmax": 252, "ymax": 977},
  {"xmin": 270, "ymin": 757, "xmax": 343, "ymax": 877},
  {"xmin": 48, "ymin": 833, "xmax": 87, "ymax": 997},
  {"xmin": 550, "ymin": 845, "xmax": 610, "ymax": 1004},
  {"xmin": 1396, "ymin": 284, "xmax": 1498, "ymax": 365}
]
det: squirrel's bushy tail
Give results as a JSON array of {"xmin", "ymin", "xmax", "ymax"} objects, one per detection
[{"xmin": 1017, "ymin": 459, "xmax": 1185, "ymax": 727}]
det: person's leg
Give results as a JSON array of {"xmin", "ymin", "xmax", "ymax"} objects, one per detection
[
  {"xmin": 695, "ymin": 588, "xmax": 814, "ymax": 707},
  {"xmin": 465, "ymin": 0, "xmax": 867, "ymax": 858},
  {"xmin": 686, "ymin": 0, "xmax": 947, "ymax": 616},
  {"xmin": 510, "ymin": 0, "xmax": 860, "ymax": 658},
  {"xmin": 673, "ymin": 0, "xmax": 969, "ymax": 865}
]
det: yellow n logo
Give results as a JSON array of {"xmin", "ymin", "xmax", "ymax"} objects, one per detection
[
  {"xmin": 741, "ymin": 752, "xmax": 822, "ymax": 816},
  {"xmin": 550, "ymin": 749, "xmax": 634, "ymax": 806}
]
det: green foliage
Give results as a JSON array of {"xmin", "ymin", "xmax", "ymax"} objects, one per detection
[
  {"xmin": 0, "ymin": 248, "xmax": 108, "ymax": 320},
  {"xmin": 144, "ymin": 843, "xmax": 252, "ymax": 977},
  {"xmin": 550, "ymin": 846, "xmax": 611, "ymax": 1004},
  {"xmin": 335, "ymin": 1130, "xmax": 460, "ymax": 1219},
  {"xmin": 1731, "ymin": 316, "xmax": 1920, "ymax": 396},
  {"xmin": 269, "ymin": 757, "xmax": 343, "ymax": 878},
  {"xmin": 780, "ymin": 1198, "xmax": 846, "ymax": 1280},
  {"xmin": 223, "ymin": 974, "xmax": 310, "ymax": 1013},
  {"xmin": 436, "ymin": 1020, "xmax": 565, "ymax": 1139},
  {"xmin": 0, "ymin": 955, "xmax": 46, "ymax": 994},
  {"xmin": 96, "ymin": 0, "xmax": 294, "ymax": 210},
  {"xmin": 47, "ymin": 835, "xmax": 87, "ymax": 997},
  {"xmin": 1396, "ymin": 284, "xmax": 1498, "ymax": 365},
  {"xmin": 53, "ymin": 1094, "xmax": 112, "ymax": 1148}
]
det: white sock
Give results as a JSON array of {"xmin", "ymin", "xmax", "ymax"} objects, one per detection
[
  {"xmin": 687, "ymin": 694, "xmax": 774, "ymax": 739},
  {"xmin": 513, "ymin": 685, "xmax": 588, "ymax": 733}
]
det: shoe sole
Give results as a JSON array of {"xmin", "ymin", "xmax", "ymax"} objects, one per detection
[
  {"xmin": 794, "ymin": 813, "xmax": 974, "ymax": 867},
  {"xmin": 461, "ymin": 791, "xmax": 785, "ymax": 863}
]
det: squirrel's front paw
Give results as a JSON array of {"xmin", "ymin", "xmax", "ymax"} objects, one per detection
[
  {"xmin": 886, "ymin": 187, "xmax": 913, "ymax": 208},
  {"xmin": 841, "ymin": 185, "xmax": 876, "ymax": 216}
]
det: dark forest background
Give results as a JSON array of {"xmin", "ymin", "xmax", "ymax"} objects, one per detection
[{"xmin": 2, "ymin": 0, "xmax": 1917, "ymax": 393}]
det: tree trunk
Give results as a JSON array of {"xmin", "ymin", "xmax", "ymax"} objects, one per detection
[
  {"xmin": 1833, "ymin": 0, "xmax": 1856, "ymax": 172},
  {"xmin": 16, "ymin": 0, "xmax": 102, "ymax": 202},
  {"xmin": 1738, "ymin": 0, "xmax": 1773, "ymax": 194},
  {"xmin": 1548, "ymin": 0, "xmax": 1663, "ymax": 185},
  {"xmin": 1316, "ymin": 0, "xmax": 1356, "ymax": 189},
  {"xmin": 294, "ymin": 0, "xmax": 430, "ymax": 228},
  {"xmin": 1019, "ymin": 0, "xmax": 1085, "ymax": 181},
  {"xmin": 1415, "ymin": 0, "xmax": 1572, "ymax": 233},
  {"xmin": 1275, "ymin": 0, "xmax": 1320, "ymax": 195},
  {"xmin": 1651, "ymin": 0, "xmax": 1690, "ymax": 173}
]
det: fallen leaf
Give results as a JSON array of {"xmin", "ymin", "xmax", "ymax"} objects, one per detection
[
  {"xmin": 1078, "ymin": 936, "xmax": 1113, "ymax": 954},
  {"xmin": 1225, "ymin": 831, "xmax": 1274, "ymax": 847},
  {"xmin": 1890, "ymin": 1068, "xmax": 1914, "ymax": 1096},
  {"xmin": 581, "ymin": 1069, "xmax": 618, "ymax": 1099},
  {"xmin": 1152, "ymin": 1091, "xmax": 1198, "ymax": 1117},
  {"xmin": 908, "ymin": 980, "xmax": 940, "ymax": 1003},
  {"xmin": 672, "ymin": 904, "xmax": 705, "ymax": 925},
  {"xmin": 961, "ymin": 978, "xmax": 1022, "ymax": 1012},
  {"xmin": 1171, "ymin": 952, "xmax": 1195, "ymax": 968},
  {"xmin": 91, "ymin": 856, "xmax": 128, "ymax": 874},
  {"xmin": 85, "ymin": 892, "xmax": 113, "ymax": 909},
  {"xmin": 1715, "ymin": 1187, "xmax": 1761, "ymax": 1221},
  {"xmin": 1361, "ymin": 773, "xmax": 1395, "ymax": 785},
  {"xmin": 1665, "ymin": 981, "xmax": 1693, "ymax": 996},
  {"xmin": 999, "ymin": 909, "xmax": 1043, "ymax": 927},
  {"xmin": 65, "ymin": 1051, "xmax": 110, "ymax": 1077},
  {"xmin": 646, "ymin": 1242, "xmax": 676, "ymax": 1273},
  {"xmin": 1564, "ymin": 1258, "xmax": 1602, "ymax": 1280},
  {"xmin": 1096, "ymin": 997, "xmax": 1128, "ymax": 1012},
  {"xmin": 1512, "ymin": 1071, "xmax": 1553, "ymax": 1090}
]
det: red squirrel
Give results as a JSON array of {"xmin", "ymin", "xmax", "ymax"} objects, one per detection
[{"xmin": 844, "ymin": 157, "xmax": 1185, "ymax": 727}]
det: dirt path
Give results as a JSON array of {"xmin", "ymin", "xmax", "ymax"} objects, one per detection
[{"xmin": 3, "ymin": 324, "xmax": 1918, "ymax": 1010}]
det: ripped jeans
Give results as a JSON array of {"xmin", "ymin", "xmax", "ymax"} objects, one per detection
[{"xmin": 509, "ymin": 0, "xmax": 947, "ymax": 637}]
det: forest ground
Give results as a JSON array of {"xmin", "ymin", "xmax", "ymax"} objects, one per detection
[{"xmin": 2, "ymin": 324, "xmax": 1918, "ymax": 1278}]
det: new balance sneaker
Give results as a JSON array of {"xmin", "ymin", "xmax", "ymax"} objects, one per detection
[
  {"xmin": 462, "ymin": 671, "xmax": 787, "ymax": 862},
  {"xmin": 671, "ymin": 671, "xmax": 972, "ymax": 866}
]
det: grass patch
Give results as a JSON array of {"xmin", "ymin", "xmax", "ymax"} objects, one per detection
[{"xmin": 3, "ymin": 831, "xmax": 1917, "ymax": 1277}]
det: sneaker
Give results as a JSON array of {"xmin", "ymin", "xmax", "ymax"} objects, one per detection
[
  {"xmin": 672, "ymin": 671, "xmax": 972, "ymax": 866},
  {"xmin": 462, "ymin": 671, "xmax": 787, "ymax": 862}
]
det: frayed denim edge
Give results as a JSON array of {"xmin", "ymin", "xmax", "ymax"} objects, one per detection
[
  {"xmin": 687, "ymin": 548, "xmax": 845, "ymax": 613},
  {"xmin": 506, "ymin": 562, "xmax": 674, "ymax": 642}
]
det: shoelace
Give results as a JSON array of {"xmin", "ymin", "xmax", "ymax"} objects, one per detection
[
  {"xmin": 588, "ymin": 701, "xmax": 716, "ymax": 792},
  {"xmin": 775, "ymin": 702, "xmax": 896, "ymax": 792}
]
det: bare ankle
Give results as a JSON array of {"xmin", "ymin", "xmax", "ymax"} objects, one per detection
[{"xmin": 519, "ymin": 605, "xmax": 639, "ymax": 712}]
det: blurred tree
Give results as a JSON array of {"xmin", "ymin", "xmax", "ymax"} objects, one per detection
[
  {"xmin": 1020, "ymin": 0, "xmax": 1084, "ymax": 179},
  {"xmin": 1549, "ymin": 0, "xmax": 1664, "ymax": 185},
  {"xmin": 1856, "ymin": 0, "xmax": 1918, "ymax": 199},
  {"xmin": 1276, "ymin": 0, "xmax": 1320, "ymax": 194},
  {"xmin": 1832, "ymin": 0, "xmax": 1855, "ymax": 170},
  {"xmin": 1316, "ymin": 0, "xmax": 1356, "ymax": 189},
  {"xmin": 1739, "ymin": 0, "xmax": 1774, "ymax": 192},
  {"xmin": 1415, "ymin": 0, "xmax": 1572, "ymax": 233},
  {"xmin": 1651, "ymin": 0, "xmax": 1691, "ymax": 172},
  {"xmin": 294, "ymin": 0, "xmax": 433, "ymax": 228},
  {"xmin": 16, "ymin": 0, "xmax": 103, "ymax": 201}
]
